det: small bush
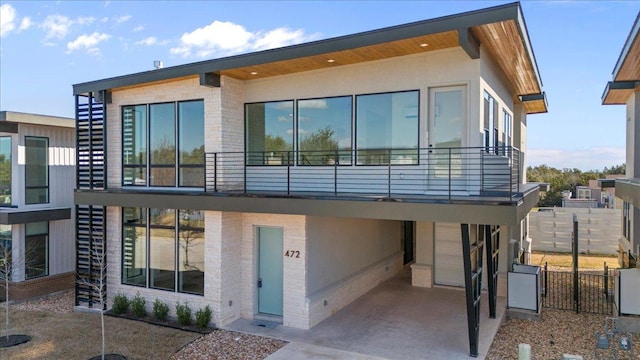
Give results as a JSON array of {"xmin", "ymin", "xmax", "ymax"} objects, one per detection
[
  {"xmin": 153, "ymin": 299, "xmax": 169, "ymax": 321},
  {"xmin": 195, "ymin": 305, "xmax": 212, "ymax": 329},
  {"xmin": 112, "ymin": 294, "xmax": 129, "ymax": 314},
  {"xmin": 175, "ymin": 302, "xmax": 192, "ymax": 326},
  {"xmin": 131, "ymin": 294, "xmax": 147, "ymax": 317}
]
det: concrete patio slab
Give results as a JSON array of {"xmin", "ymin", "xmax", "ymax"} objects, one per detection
[{"xmin": 225, "ymin": 269, "xmax": 505, "ymax": 360}]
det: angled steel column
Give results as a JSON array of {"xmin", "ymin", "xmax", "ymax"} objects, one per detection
[
  {"xmin": 485, "ymin": 225, "xmax": 500, "ymax": 319},
  {"xmin": 461, "ymin": 223, "xmax": 485, "ymax": 357}
]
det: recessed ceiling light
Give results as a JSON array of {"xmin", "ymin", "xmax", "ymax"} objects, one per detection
[
  {"xmin": 250, "ymin": 71, "xmax": 258, "ymax": 75},
  {"xmin": 420, "ymin": 43, "xmax": 429, "ymax": 47},
  {"xmin": 327, "ymin": 59, "xmax": 335, "ymax": 63}
]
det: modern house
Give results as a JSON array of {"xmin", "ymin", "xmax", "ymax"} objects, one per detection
[
  {"xmin": 0, "ymin": 111, "xmax": 76, "ymax": 300},
  {"xmin": 71, "ymin": 3, "xmax": 546, "ymax": 356},
  {"xmin": 602, "ymin": 12, "xmax": 640, "ymax": 269}
]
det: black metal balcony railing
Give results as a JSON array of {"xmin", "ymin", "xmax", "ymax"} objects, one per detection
[{"xmin": 203, "ymin": 146, "xmax": 522, "ymax": 202}]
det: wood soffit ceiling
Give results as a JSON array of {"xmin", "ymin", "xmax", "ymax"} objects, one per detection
[
  {"xmin": 219, "ymin": 20, "xmax": 542, "ymax": 99},
  {"xmin": 614, "ymin": 30, "xmax": 640, "ymax": 82}
]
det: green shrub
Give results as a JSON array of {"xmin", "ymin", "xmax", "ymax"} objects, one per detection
[
  {"xmin": 153, "ymin": 298, "xmax": 169, "ymax": 321},
  {"xmin": 175, "ymin": 302, "xmax": 192, "ymax": 326},
  {"xmin": 112, "ymin": 293, "xmax": 129, "ymax": 314},
  {"xmin": 195, "ymin": 305, "xmax": 212, "ymax": 329},
  {"xmin": 131, "ymin": 294, "xmax": 147, "ymax": 317}
]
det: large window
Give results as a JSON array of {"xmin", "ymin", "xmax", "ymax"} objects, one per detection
[
  {"xmin": 25, "ymin": 222, "xmax": 48, "ymax": 279},
  {"xmin": 0, "ymin": 137, "xmax": 11, "ymax": 206},
  {"xmin": 297, "ymin": 96, "xmax": 352, "ymax": 165},
  {"xmin": 122, "ymin": 208, "xmax": 204, "ymax": 295},
  {"xmin": 245, "ymin": 101, "xmax": 294, "ymax": 165},
  {"xmin": 503, "ymin": 110, "xmax": 513, "ymax": 153},
  {"xmin": 122, "ymin": 100, "xmax": 204, "ymax": 187},
  {"xmin": 25, "ymin": 137, "xmax": 48, "ymax": 204},
  {"xmin": 356, "ymin": 90, "xmax": 419, "ymax": 165},
  {"xmin": 483, "ymin": 91, "xmax": 501, "ymax": 155}
]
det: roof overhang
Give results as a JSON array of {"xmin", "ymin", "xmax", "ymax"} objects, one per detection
[
  {"xmin": 0, "ymin": 111, "xmax": 75, "ymax": 128},
  {"xmin": 73, "ymin": 2, "xmax": 544, "ymax": 113},
  {"xmin": 602, "ymin": 81, "xmax": 640, "ymax": 105},
  {"xmin": 519, "ymin": 92, "xmax": 548, "ymax": 114},
  {"xmin": 0, "ymin": 207, "xmax": 72, "ymax": 225},
  {"xmin": 616, "ymin": 179, "xmax": 640, "ymax": 206},
  {"xmin": 602, "ymin": 13, "xmax": 640, "ymax": 105}
]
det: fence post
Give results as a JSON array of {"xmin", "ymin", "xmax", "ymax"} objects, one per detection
[
  {"xmin": 213, "ymin": 152, "xmax": 217, "ymax": 192},
  {"xmin": 287, "ymin": 151, "xmax": 291, "ymax": 195},
  {"xmin": 334, "ymin": 149, "xmax": 338, "ymax": 196},
  {"xmin": 387, "ymin": 148, "xmax": 392, "ymax": 198},
  {"xmin": 573, "ymin": 213, "xmax": 579, "ymax": 313},
  {"xmin": 544, "ymin": 262, "xmax": 548, "ymax": 298},
  {"xmin": 604, "ymin": 262, "xmax": 609, "ymax": 297}
]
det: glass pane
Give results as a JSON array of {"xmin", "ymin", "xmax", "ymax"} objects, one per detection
[
  {"xmin": 297, "ymin": 97, "xmax": 352, "ymax": 165},
  {"xmin": 122, "ymin": 225, "xmax": 147, "ymax": 286},
  {"xmin": 123, "ymin": 207, "xmax": 146, "ymax": 225},
  {"xmin": 122, "ymin": 105, "xmax": 147, "ymax": 186},
  {"xmin": 0, "ymin": 137, "xmax": 11, "ymax": 205},
  {"xmin": 245, "ymin": 101, "xmax": 294, "ymax": 165},
  {"xmin": 356, "ymin": 91, "xmax": 418, "ymax": 165},
  {"xmin": 25, "ymin": 222, "xmax": 48, "ymax": 279},
  {"xmin": 150, "ymin": 103, "xmax": 175, "ymax": 186},
  {"xmin": 178, "ymin": 100, "xmax": 204, "ymax": 186},
  {"xmin": 149, "ymin": 224, "xmax": 175, "ymax": 291},
  {"xmin": 434, "ymin": 90, "xmax": 462, "ymax": 148},
  {"xmin": 178, "ymin": 210, "xmax": 204, "ymax": 295},
  {"xmin": 0, "ymin": 224, "xmax": 11, "ymax": 277},
  {"xmin": 25, "ymin": 137, "xmax": 48, "ymax": 204}
]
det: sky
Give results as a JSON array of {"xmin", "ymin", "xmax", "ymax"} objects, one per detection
[{"xmin": 1, "ymin": 0, "xmax": 638, "ymax": 172}]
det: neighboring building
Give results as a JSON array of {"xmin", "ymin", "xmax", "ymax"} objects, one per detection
[
  {"xmin": 71, "ymin": 3, "xmax": 546, "ymax": 356},
  {"xmin": 0, "ymin": 111, "xmax": 76, "ymax": 300},
  {"xmin": 602, "ymin": 12, "xmax": 640, "ymax": 269}
]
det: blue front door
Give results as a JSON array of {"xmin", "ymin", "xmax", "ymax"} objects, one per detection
[{"xmin": 258, "ymin": 227, "xmax": 283, "ymax": 316}]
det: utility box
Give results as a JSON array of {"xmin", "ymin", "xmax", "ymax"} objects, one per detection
[{"xmin": 508, "ymin": 264, "xmax": 541, "ymax": 312}]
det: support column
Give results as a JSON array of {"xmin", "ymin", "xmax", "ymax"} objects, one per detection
[
  {"xmin": 461, "ymin": 224, "xmax": 485, "ymax": 357},
  {"xmin": 485, "ymin": 225, "xmax": 500, "ymax": 319}
]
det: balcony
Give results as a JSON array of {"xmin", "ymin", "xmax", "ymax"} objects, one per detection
[{"xmin": 204, "ymin": 146, "xmax": 524, "ymax": 203}]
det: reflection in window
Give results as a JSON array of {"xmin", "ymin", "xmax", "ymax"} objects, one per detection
[
  {"xmin": 297, "ymin": 96, "xmax": 352, "ymax": 165},
  {"xmin": 123, "ymin": 105, "xmax": 147, "ymax": 186},
  {"xmin": 356, "ymin": 91, "xmax": 419, "ymax": 165},
  {"xmin": 25, "ymin": 137, "xmax": 49, "ymax": 204},
  {"xmin": 150, "ymin": 103, "xmax": 176, "ymax": 186},
  {"xmin": 122, "ymin": 100, "xmax": 204, "ymax": 187},
  {"xmin": 122, "ymin": 207, "xmax": 147, "ymax": 286},
  {"xmin": 178, "ymin": 101, "xmax": 204, "ymax": 187},
  {"xmin": 178, "ymin": 210, "xmax": 204, "ymax": 295},
  {"xmin": 483, "ymin": 92, "xmax": 498, "ymax": 154},
  {"xmin": 0, "ymin": 137, "xmax": 11, "ymax": 206},
  {"xmin": 0, "ymin": 224, "xmax": 11, "ymax": 280},
  {"xmin": 245, "ymin": 101, "xmax": 294, "ymax": 165},
  {"xmin": 121, "ymin": 208, "xmax": 204, "ymax": 295},
  {"xmin": 25, "ymin": 222, "xmax": 48, "ymax": 279}
]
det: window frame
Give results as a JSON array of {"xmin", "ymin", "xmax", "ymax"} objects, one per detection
[
  {"xmin": 354, "ymin": 89, "xmax": 420, "ymax": 166},
  {"xmin": 24, "ymin": 136, "xmax": 49, "ymax": 205},
  {"xmin": 121, "ymin": 99, "xmax": 205, "ymax": 188},
  {"xmin": 121, "ymin": 207, "xmax": 204, "ymax": 295},
  {"xmin": 0, "ymin": 136, "xmax": 12, "ymax": 207},
  {"xmin": 25, "ymin": 221, "xmax": 49, "ymax": 280},
  {"xmin": 244, "ymin": 100, "xmax": 295, "ymax": 166}
]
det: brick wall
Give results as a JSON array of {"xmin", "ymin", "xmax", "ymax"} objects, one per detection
[{"xmin": 0, "ymin": 271, "xmax": 74, "ymax": 301}]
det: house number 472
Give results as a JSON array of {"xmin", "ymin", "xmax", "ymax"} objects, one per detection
[{"xmin": 285, "ymin": 250, "xmax": 300, "ymax": 258}]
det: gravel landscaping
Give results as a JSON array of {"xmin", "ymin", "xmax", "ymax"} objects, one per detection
[{"xmin": 6, "ymin": 282, "xmax": 640, "ymax": 360}]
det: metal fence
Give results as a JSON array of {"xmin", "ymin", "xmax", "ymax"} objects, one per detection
[
  {"xmin": 204, "ymin": 146, "xmax": 521, "ymax": 200},
  {"xmin": 541, "ymin": 262, "xmax": 616, "ymax": 315}
]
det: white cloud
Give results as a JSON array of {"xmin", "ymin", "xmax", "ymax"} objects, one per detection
[
  {"xmin": 133, "ymin": 25, "xmax": 144, "ymax": 32},
  {"xmin": 527, "ymin": 147, "xmax": 625, "ymax": 172},
  {"xmin": 298, "ymin": 99, "xmax": 327, "ymax": 109},
  {"xmin": 77, "ymin": 16, "xmax": 96, "ymax": 25},
  {"xmin": 66, "ymin": 32, "xmax": 110, "ymax": 55},
  {"xmin": 101, "ymin": 17, "xmax": 109, "ymax": 23},
  {"xmin": 18, "ymin": 17, "xmax": 32, "ymax": 31},
  {"xmin": 115, "ymin": 15, "xmax": 131, "ymax": 24},
  {"xmin": 42, "ymin": 14, "xmax": 73, "ymax": 39},
  {"xmin": 252, "ymin": 27, "xmax": 306, "ymax": 51},
  {"xmin": 135, "ymin": 36, "xmax": 168, "ymax": 46},
  {"xmin": 0, "ymin": 3, "xmax": 17, "ymax": 37},
  {"xmin": 170, "ymin": 20, "xmax": 317, "ymax": 58}
]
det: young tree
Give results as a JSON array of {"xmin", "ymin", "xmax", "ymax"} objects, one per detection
[{"xmin": 77, "ymin": 245, "xmax": 108, "ymax": 360}]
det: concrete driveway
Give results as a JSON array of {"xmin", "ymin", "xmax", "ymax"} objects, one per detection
[{"xmin": 225, "ymin": 269, "xmax": 505, "ymax": 360}]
